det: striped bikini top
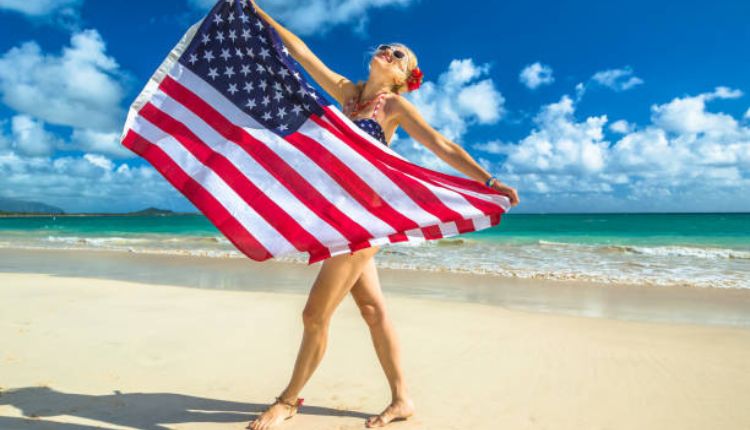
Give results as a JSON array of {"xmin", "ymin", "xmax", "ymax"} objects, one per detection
[{"xmin": 343, "ymin": 91, "xmax": 389, "ymax": 147}]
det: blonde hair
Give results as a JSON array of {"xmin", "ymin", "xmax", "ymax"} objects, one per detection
[{"xmin": 361, "ymin": 42, "xmax": 419, "ymax": 95}]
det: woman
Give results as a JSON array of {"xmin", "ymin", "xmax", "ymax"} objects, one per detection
[{"xmin": 247, "ymin": 2, "xmax": 520, "ymax": 429}]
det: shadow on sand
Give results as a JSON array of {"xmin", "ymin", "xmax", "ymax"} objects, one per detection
[{"xmin": 0, "ymin": 386, "xmax": 371, "ymax": 429}]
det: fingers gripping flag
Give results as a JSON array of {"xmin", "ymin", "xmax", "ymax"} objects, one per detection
[{"xmin": 120, "ymin": 0, "xmax": 511, "ymax": 265}]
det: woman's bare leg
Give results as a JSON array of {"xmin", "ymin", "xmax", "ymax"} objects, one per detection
[
  {"xmin": 248, "ymin": 245, "xmax": 380, "ymax": 430},
  {"xmin": 350, "ymin": 257, "xmax": 415, "ymax": 427}
]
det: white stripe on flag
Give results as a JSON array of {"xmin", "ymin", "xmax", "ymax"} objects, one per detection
[
  {"xmin": 129, "ymin": 115, "xmax": 295, "ymax": 257},
  {"xmin": 430, "ymin": 176, "xmax": 512, "ymax": 211},
  {"xmin": 381, "ymin": 164, "xmax": 487, "ymax": 219},
  {"xmin": 297, "ymin": 120, "xmax": 443, "ymax": 223}
]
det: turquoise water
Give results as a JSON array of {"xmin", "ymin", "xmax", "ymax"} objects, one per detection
[
  {"xmin": 1, "ymin": 213, "xmax": 748, "ymax": 289},
  {"xmin": 475, "ymin": 213, "xmax": 750, "ymax": 248},
  {"xmin": 2, "ymin": 213, "xmax": 747, "ymax": 247}
]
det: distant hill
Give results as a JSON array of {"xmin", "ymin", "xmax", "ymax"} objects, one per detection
[
  {"xmin": 125, "ymin": 207, "xmax": 179, "ymax": 216},
  {"xmin": 0, "ymin": 198, "xmax": 197, "ymax": 216},
  {"xmin": 0, "ymin": 197, "xmax": 65, "ymax": 214}
]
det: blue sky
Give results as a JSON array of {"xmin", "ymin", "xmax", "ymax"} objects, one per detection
[{"xmin": 0, "ymin": 0, "xmax": 748, "ymax": 213}]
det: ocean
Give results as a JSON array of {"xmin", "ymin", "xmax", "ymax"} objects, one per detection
[{"xmin": 1, "ymin": 213, "xmax": 748, "ymax": 289}]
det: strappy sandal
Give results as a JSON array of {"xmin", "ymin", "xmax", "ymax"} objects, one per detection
[
  {"xmin": 246, "ymin": 395, "xmax": 304, "ymax": 429},
  {"xmin": 273, "ymin": 395, "xmax": 304, "ymax": 418}
]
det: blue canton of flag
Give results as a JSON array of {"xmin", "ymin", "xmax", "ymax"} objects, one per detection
[{"xmin": 178, "ymin": 0, "xmax": 329, "ymax": 137}]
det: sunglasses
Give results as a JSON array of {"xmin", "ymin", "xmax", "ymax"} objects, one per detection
[{"xmin": 376, "ymin": 44, "xmax": 408, "ymax": 63}]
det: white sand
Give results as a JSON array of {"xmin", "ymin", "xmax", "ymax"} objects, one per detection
[{"xmin": 1, "ymin": 271, "xmax": 750, "ymax": 430}]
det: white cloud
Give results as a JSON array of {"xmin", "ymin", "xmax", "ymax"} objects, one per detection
[
  {"xmin": 83, "ymin": 152, "xmax": 114, "ymax": 170},
  {"xmin": 0, "ymin": 147, "xmax": 188, "ymax": 213},
  {"xmin": 704, "ymin": 86, "xmax": 743, "ymax": 100},
  {"xmin": 486, "ymin": 86, "xmax": 750, "ymax": 211},
  {"xmin": 590, "ymin": 66, "xmax": 643, "ymax": 91},
  {"xmin": 471, "ymin": 139, "xmax": 509, "ymax": 155},
  {"xmin": 188, "ymin": 0, "xmax": 419, "ymax": 36},
  {"xmin": 0, "ymin": 112, "xmax": 160, "ymax": 212},
  {"xmin": 519, "ymin": 62, "xmax": 554, "ymax": 90},
  {"xmin": 609, "ymin": 119, "xmax": 633, "ymax": 134},
  {"xmin": 0, "ymin": 0, "xmax": 83, "ymax": 29},
  {"xmin": 456, "ymin": 79, "xmax": 503, "ymax": 124},
  {"xmin": 499, "ymin": 95, "xmax": 609, "ymax": 175},
  {"xmin": 745, "ymin": 107, "xmax": 750, "ymax": 120},
  {"xmin": 0, "ymin": 27, "xmax": 135, "ymax": 160},
  {"xmin": 0, "ymin": 29, "xmax": 128, "ymax": 132},
  {"xmin": 396, "ymin": 58, "xmax": 505, "ymax": 170},
  {"xmin": 0, "ymin": 0, "xmax": 80, "ymax": 16},
  {"xmin": 71, "ymin": 128, "xmax": 134, "ymax": 159},
  {"xmin": 573, "ymin": 82, "xmax": 586, "ymax": 102},
  {"xmin": 650, "ymin": 86, "xmax": 743, "ymax": 135},
  {"xmin": 9, "ymin": 114, "xmax": 65, "ymax": 157},
  {"xmin": 407, "ymin": 58, "xmax": 504, "ymax": 139}
]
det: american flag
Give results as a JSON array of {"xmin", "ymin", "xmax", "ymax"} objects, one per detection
[{"xmin": 120, "ymin": 0, "xmax": 511, "ymax": 265}]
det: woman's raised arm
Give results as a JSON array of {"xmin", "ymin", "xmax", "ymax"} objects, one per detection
[
  {"xmin": 392, "ymin": 95, "xmax": 520, "ymax": 206},
  {"xmin": 251, "ymin": 1, "xmax": 355, "ymax": 105}
]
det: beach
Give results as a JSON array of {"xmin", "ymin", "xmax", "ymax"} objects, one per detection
[{"xmin": 2, "ymin": 248, "xmax": 750, "ymax": 430}]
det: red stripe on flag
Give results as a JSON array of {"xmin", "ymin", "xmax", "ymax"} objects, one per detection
[
  {"xmin": 387, "ymin": 231, "xmax": 409, "ymax": 242},
  {"xmin": 139, "ymin": 102, "xmax": 326, "ymax": 254},
  {"xmin": 490, "ymin": 212, "xmax": 502, "ymax": 226},
  {"xmin": 454, "ymin": 217, "xmax": 477, "ymax": 234},
  {"xmin": 122, "ymin": 129, "xmax": 273, "ymax": 262},
  {"xmin": 421, "ymin": 224, "xmax": 444, "ymax": 240},
  {"xmin": 307, "ymin": 245, "xmax": 331, "ymax": 263}
]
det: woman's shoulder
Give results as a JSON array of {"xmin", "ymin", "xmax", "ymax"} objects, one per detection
[
  {"xmin": 341, "ymin": 80, "xmax": 364, "ymax": 103},
  {"xmin": 382, "ymin": 91, "xmax": 411, "ymax": 119}
]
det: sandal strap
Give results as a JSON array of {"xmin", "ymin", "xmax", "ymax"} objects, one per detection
[{"xmin": 274, "ymin": 395, "xmax": 304, "ymax": 409}]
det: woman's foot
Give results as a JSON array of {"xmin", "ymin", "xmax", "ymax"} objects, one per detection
[
  {"xmin": 365, "ymin": 398, "xmax": 415, "ymax": 427},
  {"xmin": 246, "ymin": 396, "xmax": 302, "ymax": 430}
]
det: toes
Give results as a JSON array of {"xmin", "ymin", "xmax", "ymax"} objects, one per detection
[
  {"xmin": 251, "ymin": 417, "xmax": 265, "ymax": 430},
  {"xmin": 367, "ymin": 414, "xmax": 386, "ymax": 427}
]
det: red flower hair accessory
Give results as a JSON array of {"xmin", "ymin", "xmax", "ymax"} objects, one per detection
[{"xmin": 406, "ymin": 67, "xmax": 424, "ymax": 91}]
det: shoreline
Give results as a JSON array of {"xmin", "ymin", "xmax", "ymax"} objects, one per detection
[{"xmin": 2, "ymin": 247, "xmax": 749, "ymax": 328}]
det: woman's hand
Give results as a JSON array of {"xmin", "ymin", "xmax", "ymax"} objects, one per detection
[
  {"xmin": 248, "ymin": 0, "xmax": 354, "ymax": 105},
  {"xmin": 490, "ymin": 180, "xmax": 520, "ymax": 207}
]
